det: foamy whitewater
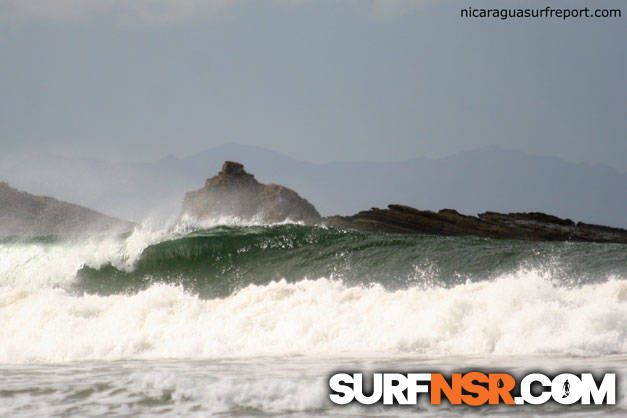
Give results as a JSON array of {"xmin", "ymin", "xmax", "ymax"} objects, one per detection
[{"xmin": 1, "ymin": 222, "xmax": 625, "ymax": 416}]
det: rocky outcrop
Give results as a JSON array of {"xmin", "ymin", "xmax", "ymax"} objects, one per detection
[
  {"xmin": 323, "ymin": 205, "xmax": 627, "ymax": 244},
  {"xmin": 180, "ymin": 162, "xmax": 627, "ymax": 243},
  {"xmin": 0, "ymin": 182, "xmax": 134, "ymax": 237},
  {"xmin": 179, "ymin": 161, "xmax": 321, "ymax": 223}
]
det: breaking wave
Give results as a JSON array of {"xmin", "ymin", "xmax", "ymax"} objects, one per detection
[
  {"xmin": 0, "ymin": 223, "xmax": 625, "ymax": 363},
  {"xmin": 1, "ymin": 275, "xmax": 625, "ymax": 363}
]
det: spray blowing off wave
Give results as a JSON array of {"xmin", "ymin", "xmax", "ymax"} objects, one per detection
[{"xmin": 1, "ymin": 274, "xmax": 625, "ymax": 363}]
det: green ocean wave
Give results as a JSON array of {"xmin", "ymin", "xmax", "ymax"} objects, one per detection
[{"xmin": 73, "ymin": 225, "xmax": 627, "ymax": 298}]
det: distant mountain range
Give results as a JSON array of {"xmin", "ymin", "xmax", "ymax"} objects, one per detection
[{"xmin": 1, "ymin": 143, "xmax": 626, "ymax": 228}]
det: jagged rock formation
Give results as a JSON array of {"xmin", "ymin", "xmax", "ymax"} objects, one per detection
[
  {"xmin": 179, "ymin": 162, "xmax": 627, "ymax": 243},
  {"xmin": 0, "ymin": 182, "xmax": 134, "ymax": 237},
  {"xmin": 324, "ymin": 205, "xmax": 627, "ymax": 244},
  {"xmin": 179, "ymin": 161, "xmax": 321, "ymax": 223}
]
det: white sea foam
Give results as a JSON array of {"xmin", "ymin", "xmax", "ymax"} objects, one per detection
[
  {"xmin": 0, "ymin": 236, "xmax": 126, "ymax": 288},
  {"xmin": 0, "ymin": 217, "xmax": 306, "ymax": 288},
  {"xmin": 176, "ymin": 213, "xmax": 305, "ymax": 230},
  {"xmin": 123, "ymin": 369, "xmax": 328, "ymax": 415},
  {"xmin": 1, "ymin": 271, "xmax": 625, "ymax": 364},
  {"xmin": 0, "ymin": 220, "xmax": 199, "ymax": 288}
]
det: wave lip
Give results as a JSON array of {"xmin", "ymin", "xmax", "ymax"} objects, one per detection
[{"xmin": 70, "ymin": 224, "xmax": 627, "ymax": 298}]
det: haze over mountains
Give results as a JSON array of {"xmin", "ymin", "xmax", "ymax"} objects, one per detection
[
  {"xmin": 1, "ymin": 143, "xmax": 626, "ymax": 228},
  {"xmin": 0, "ymin": 182, "xmax": 133, "ymax": 237}
]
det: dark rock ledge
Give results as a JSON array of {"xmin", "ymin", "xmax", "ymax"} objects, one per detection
[{"xmin": 323, "ymin": 205, "xmax": 627, "ymax": 243}]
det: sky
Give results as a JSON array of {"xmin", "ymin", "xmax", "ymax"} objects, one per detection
[{"xmin": 0, "ymin": 0, "xmax": 625, "ymax": 170}]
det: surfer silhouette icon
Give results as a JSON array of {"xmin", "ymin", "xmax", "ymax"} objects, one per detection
[{"xmin": 563, "ymin": 379, "xmax": 570, "ymax": 398}]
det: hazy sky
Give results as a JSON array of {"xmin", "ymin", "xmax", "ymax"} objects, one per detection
[{"xmin": 1, "ymin": 0, "xmax": 625, "ymax": 169}]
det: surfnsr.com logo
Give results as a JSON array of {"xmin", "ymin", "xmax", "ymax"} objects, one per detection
[{"xmin": 329, "ymin": 372, "xmax": 616, "ymax": 406}]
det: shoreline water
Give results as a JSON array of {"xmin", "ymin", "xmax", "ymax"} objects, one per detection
[{"xmin": 1, "ymin": 355, "xmax": 625, "ymax": 416}]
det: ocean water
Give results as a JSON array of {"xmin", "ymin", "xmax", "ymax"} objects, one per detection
[{"xmin": 1, "ymin": 222, "xmax": 626, "ymax": 416}]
